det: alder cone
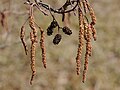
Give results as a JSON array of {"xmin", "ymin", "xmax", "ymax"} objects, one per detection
[
  {"xmin": 47, "ymin": 20, "xmax": 58, "ymax": 36},
  {"xmin": 47, "ymin": 26, "xmax": 53, "ymax": 36},
  {"xmin": 53, "ymin": 34, "xmax": 62, "ymax": 45},
  {"xmin": 62, "ymin": 26, "xmax": 72, "ymax": 35},
  {"xmin": 50, "ymin": 20, "xmax": 58, "ymax": 28}
]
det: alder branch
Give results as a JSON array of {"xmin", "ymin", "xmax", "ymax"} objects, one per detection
[
  {"xmin": 36, "ymin": 0, "xmax": 78, "ymax": 14},
  {"xmin": 25, "ymin": 0, "xmax": 79, "ymax": 15}
]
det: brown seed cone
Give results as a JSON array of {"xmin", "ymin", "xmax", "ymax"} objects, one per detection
[
  {"xmin": 40, "ymin": 28, "xmax": 47, "ymax": 68},
  {"xmin": 76, "ymin": 6, "xmax": 84, "ymax": 75},
  {"xmin": 20, "ymin": 26, "xmax": 28, "ymax": 55},
  {"xmin": 30, "ymin": 32, "xmax": 37, "ymax": 85}
]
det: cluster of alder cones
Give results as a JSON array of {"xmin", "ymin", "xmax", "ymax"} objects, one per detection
[
  {"xmin": 20, "ymin": 0, "xmax": 97, "ymax": 84},
  {"xmin": 47, "ymin": 19, "xmax": 72, "ymax": 44}
]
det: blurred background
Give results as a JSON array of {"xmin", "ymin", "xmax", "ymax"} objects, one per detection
[{"xmin": 0, "ymin": 0, "xmax": 120, "ymax": 90}]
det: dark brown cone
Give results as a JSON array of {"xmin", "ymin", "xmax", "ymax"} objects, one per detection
[
  {"xmin": 62, "ymin": 26, "xmax": 72, "ymax": 35},
  {"xmin": 53, "ymin": 34, "xmax": 62, "ymax": 45},
  {"xmin": 47, "ymin": 26, "xmax": 53, "ymax": 36}
]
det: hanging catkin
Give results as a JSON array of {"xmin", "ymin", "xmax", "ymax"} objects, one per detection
[
  {"xmin": 39, "ymin": 27, "xmax": 47, "ymax": 68},
  {"xmin": 29, "ymin": 15, "xmax": 37, "ymax": 85},
  {"xmin": 76, "ymin": 5, "xmax": 84, "ymax": 75},
  {"xmin": 82, "ymin": 25, "xmax": 92, "ymax": 83},
  {"xmin": 85, "ymin": 0, "xmax": 96, "ymax": 25},
  {"xmin": 29, "ymin": 31, "xmax": 36, "ymax": 85},
  {"xmin": 82, "ymin": 0, "xmax": 87, "ymax": 14},
  {"xmin": 20, "ymin": 26, "xmax": 28, "ymax": 55}
]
